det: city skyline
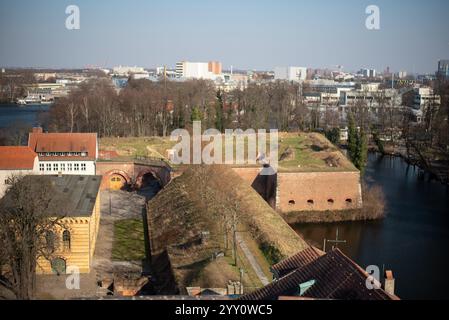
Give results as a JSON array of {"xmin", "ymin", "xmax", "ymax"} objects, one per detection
[{"xmin": 0, "ymin": 0, "xmax": 448, "ymax": 73}]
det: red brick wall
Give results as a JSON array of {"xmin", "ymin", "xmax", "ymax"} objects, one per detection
[
  {"xmin": 277, "ymin": 171, "xmax": 362, "ymax": 212},
  {"xmin": 232, "ymin": 167, "xmax": 363, "ymax": 213}
]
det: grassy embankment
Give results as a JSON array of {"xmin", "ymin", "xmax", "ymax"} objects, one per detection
[
  {"xmin": 146, "ymin": 165, "xmax": 309, "ymax": 293},
  {"xmin": 100, "ymin": 132, "xmax": 357, "ymax": 173}
]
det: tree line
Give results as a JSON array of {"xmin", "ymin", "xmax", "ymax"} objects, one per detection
[{"xmin": 46, "ymin": 78, "xmax": 319, "ymax": 137}]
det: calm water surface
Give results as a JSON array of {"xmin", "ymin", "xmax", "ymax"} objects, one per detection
[
  {"xmin": 0, "ymin": 103, "xmax": 49, "ymax": 128},
  {"xmin": 293, "ymin": 153, "xmax": 449, "ymax": 300}
]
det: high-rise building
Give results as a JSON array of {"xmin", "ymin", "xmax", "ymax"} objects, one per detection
[
  {"xmin": 208, "ymin": 61, "xmax": 222, "ymax": 75},
  {"xmin": 437, "ymin": 60, "xmax": 449, "ymax": 79},
  {"xmin": 360, "ymin": 68, "xmax": 376, "ymax": 78},
  {"xmin": 175, "ymin": 61, "xmax": 221, "ymax": 79},
  {"xmin": 398, "ymin": 71, "xmax": 407, "ymax": 79},
  {"xmin": 274, "ymin": 66, "xmax": 307, "ymax": 82}
]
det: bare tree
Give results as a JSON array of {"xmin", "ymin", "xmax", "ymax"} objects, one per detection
[{"xmin": 0, "ymin": 175, "xmax": 67, "ymax": 299}]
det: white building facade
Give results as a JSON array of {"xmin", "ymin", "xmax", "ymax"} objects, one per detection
[
  {"xmin": 28, "ymin": 128, "xmax": 98, "ymax": 176},
  {"xmin": 175, "ymin": 61, "xmax": 220, "ymax": 80},
  {"xmin": 274, "ymin": 67, "xmax": 307, "ymax": 82}
]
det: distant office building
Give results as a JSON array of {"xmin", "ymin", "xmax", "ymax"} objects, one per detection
[
  {"xmin": 175, "ymin": 61, "xmax": 221, "ymax": 79},
  {"xmin": 398, "ymin": 71, "xmax": 407, "ymax": 79},
  {"xmin": 274, "ymin": 66, "xmax": 307, "ymax": 82},
  {"xmin": 360, "ymin": 83, "xmax": 380, "ymax": 92},
  {"xmin": 437, "ymin": 60, "xmax": 449, "ymax": 79},
  {"xmin": 412, "ymin": 87, "xmax": 441, "ymax": 111},
  {"xmin": 34, "ymin": 72, "xmax": 56, "ymax": 82},
  {"xmin": 131, "ymin": 72, "xmax": 150, "ymax": 80},
  {"xmin": 113, "ymin": 66, "xmax": 146, "ymax": 77},
  {"xmin": 208, "ymin": 61, "xmax": 222, "ymax": 75},
  {"xmin": 360, "ymin": 68, "xmax": 376, "ymax": 78}
]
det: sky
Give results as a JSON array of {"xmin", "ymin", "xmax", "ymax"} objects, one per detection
[{"xmin": 0, "ymin": 0, "xmax": 448, "ymax": 73}]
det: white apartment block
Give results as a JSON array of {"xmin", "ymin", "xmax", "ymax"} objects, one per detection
[
  {"xmin": 274, "ymin": 67, "xmax": 307, "ymax": 82},
  {"xmin": 175, "ymin": 61, "xmax": 219, "ymax": 80}
]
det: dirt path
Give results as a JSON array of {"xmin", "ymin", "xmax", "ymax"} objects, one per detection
[{"xmin": 235, "ymin": 233, "xmax": 270, "ymax": 286}]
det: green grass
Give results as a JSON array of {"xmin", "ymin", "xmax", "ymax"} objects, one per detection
[
  {"xmin": 112, "ymin": 219, "xmax": 146, "ymax": 261},
  {"xmin": 100, "ymin": 132, "xmax": 357, "ymax": 172},
  {"xmin": 100, "ymin": 136, "xmax": 176, "ymax": 159}
]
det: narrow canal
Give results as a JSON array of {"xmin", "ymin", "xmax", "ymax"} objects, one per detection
[{"xmin": 293, "ymin": 153, "xmax": 449, "ymax": 300}]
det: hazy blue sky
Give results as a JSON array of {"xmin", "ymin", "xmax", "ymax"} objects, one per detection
[{"xmin": 0, "ymin": 0, "xmax": 448, "ymax": 73}]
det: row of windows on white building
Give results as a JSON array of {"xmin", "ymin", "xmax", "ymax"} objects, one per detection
[
  {"xmin": 39, "ymin": 162, "xmax": 87, "ymax": 172},
  {"xmin": 38, "ymin": 152, "xmax": 88, "ymax": 157}
]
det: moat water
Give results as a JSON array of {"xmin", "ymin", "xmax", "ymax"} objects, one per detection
[{"xmin": 292, "ymin": 153, "xmax": 449, "ymax": 300}]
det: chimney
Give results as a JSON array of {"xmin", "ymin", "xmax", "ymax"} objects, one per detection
[
  {"xmin": 32, "ymin": 127, "xmax": 43, "ymax": 134},
  {"xmin": 384, "ymin": 270, "xmax": 395, "ymax": 296}
]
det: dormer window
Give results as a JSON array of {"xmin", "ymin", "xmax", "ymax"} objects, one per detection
[{"xmin": 81, "ymin": 152, "xmax": 87, "ymax": 157}]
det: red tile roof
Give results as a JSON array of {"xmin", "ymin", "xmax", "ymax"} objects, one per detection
[
  {"xmin": 28, "ymin": 132, "xmax": 97, "ymax": 160},
  {"xmin": 0, "ymin": 146, "xmax": 37, "ymax": 170},
  {"xmin": 240, "ymin": 248, "xmax": 398, "ymax": 301}
]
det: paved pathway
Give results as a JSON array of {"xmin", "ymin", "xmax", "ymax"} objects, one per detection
[
  {"xmin": 92, "ymin": 190, "xmax": 146, "ymax": 279},
  {"xmin": 235, "ymin": 233, "xmax": 270, "ymax": 286}
]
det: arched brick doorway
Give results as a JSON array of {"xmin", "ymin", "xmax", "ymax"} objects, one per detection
[
  {"xmin": 104, "ymin": 170, "xmax": 132, "ymax": 191},
  {"xmin": 135, "ymin": 169, "xmax": 161, "ymax": 189}
]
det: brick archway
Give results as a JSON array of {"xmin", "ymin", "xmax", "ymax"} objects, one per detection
[
  {"xmin": 102, "ymin": 169, "xmax": 133, "ymax": 190},
  {"xmin": 135, "ymin": 168, "xmax": 161, "ymax": 189}
]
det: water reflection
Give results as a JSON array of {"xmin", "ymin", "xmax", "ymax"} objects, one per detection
[{"xmin": 292, "ymin": 153, "xmax": 449, "ymax": 300}]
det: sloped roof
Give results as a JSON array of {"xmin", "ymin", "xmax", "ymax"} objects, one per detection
[
  {"xmin": 0, "ymin": 175, "xmax": 101, "ymax": 217},
  {"xmin": 0, "ymin": 146, "xmax": 37, "ymax": 170},
  {"xmin": 28, "ymin": 132, "xmax": 97, "ymax": 160},
  {"xmin": 240, "ymin": 248, "xmax": 397, "ymax": 301},
  {"xmin": 270, "ymin": 246, "xmax": 324, "ymax": 279}
]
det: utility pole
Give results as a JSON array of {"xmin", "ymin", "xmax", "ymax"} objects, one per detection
[
  {"xmin": 323, "ymin": 228, "xmax": 347, "ymax": 252},
  {"xmin": 232, "ymin": 211, "xmax": 237, "ymax": 267},
  {"xmin": 239, "ymin": 268, "xmax": 244, "ymax": 294}
]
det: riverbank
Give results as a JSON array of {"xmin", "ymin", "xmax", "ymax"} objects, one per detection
[
  {"xmin": 291, "ymin": 153, "xmax": 449, "ymax": 299},
  {"xmin": 369, "ymin": 143, "xmax": 449, "ymax": 186}
]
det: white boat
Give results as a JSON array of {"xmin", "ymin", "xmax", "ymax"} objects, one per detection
[{"xmin": 17, "ymin": 93, "xmax": 54, "ymax": 105}]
